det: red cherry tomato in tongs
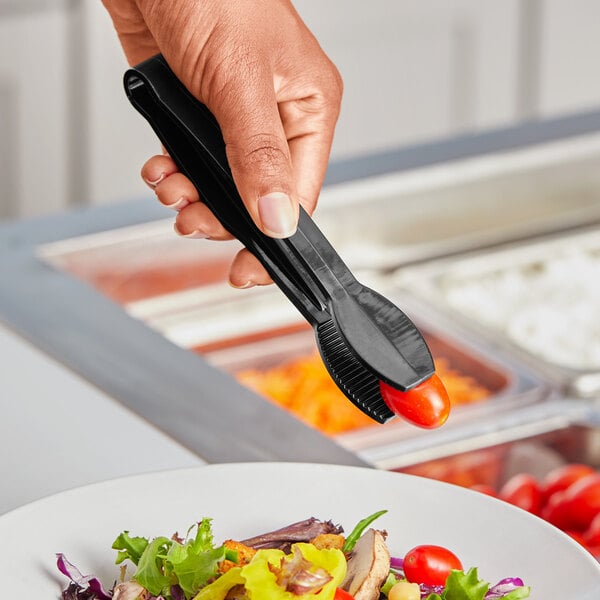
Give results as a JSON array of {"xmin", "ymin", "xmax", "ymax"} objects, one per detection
[{"xmin": 379, "ymin": 373, "xmax": 451, "ymax": 429}]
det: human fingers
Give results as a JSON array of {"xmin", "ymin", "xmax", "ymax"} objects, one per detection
[
  {"xmin": 206, "ymin": 64, "xmax": 299, "ymax": 240},
  {"xmin": 174, "ymin": 205, "xmax": 273, "ymax": 286},
  {"xmin": 280, "ymin": 77, "xmax": 342, "ymax": 215},
  {"xmin": 133, "ymin": 0, "xmax": 300, "ymax": 239},
  {"xmin": 101, "ymin": 0, "xmax": 159, "ymax": 65},
  {"xmin": 174, "ymin": 202, "xmax": 232, "ymax": 240},
  {"xmin": 174, "ymin": 206, "xmax": 273, "ymax": 286},
  {"xmin": 153, "ymin": 172, "xmax": 199, "ymax": 211},
  {"xmin": 229, "ymin": 249, "xmax": 273, "ymax": 289},
  {"xmin": 141, "ymin": 154, "xmax": 179, "ymax": 189}
]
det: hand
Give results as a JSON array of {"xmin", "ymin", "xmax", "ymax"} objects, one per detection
[{"xmin": 102, "ymin": 0, "xmax": 343, "ymax": 288}]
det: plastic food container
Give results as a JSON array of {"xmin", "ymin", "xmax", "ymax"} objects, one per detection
[
  {"xmin": 35, "ymin": 132, "xmax": 600, "ymax": 462},
  {"xmin": 393, "ymin": 225, "xmax": 600, "ymax": 398},
  {"xmin": 396, "ymin": 421, "xmax": 600, "ymax": 487},
  {"xmin": 38, "ymin": 218, "xmax": 550, "ymax": 454},
  {"xmin": 40, "ymin": 133, "xmax": 600, "ymax": 305},
  {"xmin": 197, "ymin": 301, "xmax": 548, "ymax": 454}
]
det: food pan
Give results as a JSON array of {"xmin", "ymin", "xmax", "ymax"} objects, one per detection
[
  {"xmin": 395, "ymin": 414, "xmax": 600, "ymax": 488},
  {"xmin": 39, "ymin": 133, "xmax": 600, "ymax": 305},
  {"xmin": 192, "ymin": 291, "xmax": 548, "ymax": 448},
  {"xmin": 392, "ymin": 225, "xmax": 600, "ymax": 398},
  {"xmin": 315, "ymin": 133, "xmax": 600, "ymax": 269},
  {"xmin": 38, "ymin": 219, "xmax": 243, "ymax": 304},
  {"xmin": 40, "ymin": 217, "xmax": 548, "ymax": 443}
]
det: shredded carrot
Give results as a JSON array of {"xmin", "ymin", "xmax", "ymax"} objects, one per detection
[{"xmin": 236, "ymin": 353, "xmax": 490, "ymax": 435}]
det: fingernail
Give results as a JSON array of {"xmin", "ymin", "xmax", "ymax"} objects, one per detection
[
  {"xmin": 229, "ymin": 279, "xmax": 256, "ymax": 289},
  {"xmin": 165, "ymin": 197, "xmax": 189, "ymax": 211},
  {"xmin": 144, "ymin": 172, "xmax": 166, "ymax": 188},
  {"xmin": 173, "ymin": 223, "xmax": 209, "ymax": 239},
  {"xmin": 258, "ymin": 192, "xmax": 297, "ymax": 238}
]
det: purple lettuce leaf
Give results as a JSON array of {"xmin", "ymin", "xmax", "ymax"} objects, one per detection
[{"xmin": 56, "ymin": 554, "xmax": 113, "ymax": 600}]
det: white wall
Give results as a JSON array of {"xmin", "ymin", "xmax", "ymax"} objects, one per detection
[
  {"xmin": 0, "ymin": 3, "xmax": 69, "ymax": 218},
  {"xmin": 1, "ymin": 0, "xmax": 600, "ymax": 219},
  {"xmin": 296, "ymin": 1, "xmax": 521, "ymax": 157},
  {"xmin": 538, "ymin": 0, "xmax": 600, "ymax": 116}
]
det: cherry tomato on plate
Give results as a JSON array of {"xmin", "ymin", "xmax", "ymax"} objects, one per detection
[
  {"xmin": 499, "ymin": 473, "xmax": 543, "ymax": 515},
  {"xmin": 403, "ymin": 544, "xmax": 463, "ymax": 587},
  {"xmin": 541, "ymin": 463, "xmax": 596, "ymax": 504},
  {"xmin": 379, "ymin": 374, "xmax": 450, "ymax": 429}
]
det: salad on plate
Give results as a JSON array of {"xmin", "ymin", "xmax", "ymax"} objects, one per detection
[{"xmin": 57, "ymin": 510, "xmax": 530, "ymax": 600}]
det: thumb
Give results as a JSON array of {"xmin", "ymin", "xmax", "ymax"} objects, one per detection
[{"xmin": 207, "ymin": 73, "xmax": 299, "ymax": 239}]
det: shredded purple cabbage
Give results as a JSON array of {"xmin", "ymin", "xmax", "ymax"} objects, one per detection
[
  {"xmin": 419, "ymin": 583, "xmax": 444, "ymax": 597},
  {"xmin": 415, "ymin": 576, "xmax": 526, "ymax": 599},
  {"xmin": 56, "ymin": 554, "xmax": 113, "ymax": 600},
  {"xmin": 485, "ymin": 577, "xmax": 526, "ymax": 598},
  {"xmin": 170, "ymin": 585, "xmax": 185, "ymax": 600},
  {"xmin": 389, "ymin": 556, "xmax": 404, "ymax": 570}
]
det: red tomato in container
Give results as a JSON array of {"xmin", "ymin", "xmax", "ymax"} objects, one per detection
[
  {"xmin": 584, "ymin": 512, "xmax": 600, "ymax": 546},
  {"xmin": 543, "ymin": 473, "xmax": 600, "ymax": 531},
  {"xmin": 499, "ymin": 473, "xmax": 543, "ymax": 515},
  {"xmin": 469, "ymin": 483, "xmax": 497, "ymax": 497},
  {"xmin": 541, "ymin": 463, "xmax": 596, "ymax": 504},
  {"xmin": 541, "ymin": 490, "xmax": 568, "ymax": 527},
  {"xmin": 379, "ymin": 374, "xmax": 450, "ymax": 429},
  {"xmin": 403, "ymin": 544, "xmax": 463, "ymax": 587},
  {"xmin": 565, "ymin": 529, "xmax": 587, "ymax": 545}
]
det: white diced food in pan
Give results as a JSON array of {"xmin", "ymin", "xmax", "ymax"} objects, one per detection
[{"xmin": 441, "ymin": 249, "xmax": 600, "ymax": 370}]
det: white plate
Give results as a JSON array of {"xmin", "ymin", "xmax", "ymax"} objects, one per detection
[{"xmin": 1, "ymin": 463, "xmax": 599, "ymax": 598}]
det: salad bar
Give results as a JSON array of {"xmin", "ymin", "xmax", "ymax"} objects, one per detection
[
  {"xmin": 36, "ymin": 124, "xmax": 600, "ymax": 564},
  {"xmin": 3, "ymin": 111, "xmax": 600, "ymax": 589},
  {"xmin": 35, "ymin": 127, "xmax": 600, "ymax": 457}
]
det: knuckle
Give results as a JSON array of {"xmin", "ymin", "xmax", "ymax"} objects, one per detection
[
  {"xmin": 245, "ymin": 133, "xmax": 289, "ymax": 163},
  {"xmin": 320, "ymin": 65, "xmax": 344, "ymax": 113},
  {"xmin": 231, "ymin": 133, "xmax": 290, "ymax": 176}
]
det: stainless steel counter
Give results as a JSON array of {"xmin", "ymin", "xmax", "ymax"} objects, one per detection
[
  {"xmin": 0, "ymin": 202, "xmax": 367, "ymax": 468},
  {"xmin": 0, "ymin": 320, "xmax": 204, "ymax": 515}
]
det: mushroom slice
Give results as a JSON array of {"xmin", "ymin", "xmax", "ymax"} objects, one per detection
[
  {"xmin": 112, "ymin": 581, "xmax": 150, "ymax": 600},
  {"xmin": 341, "ymin": 529, "xmax": 390, "ymax": 600}
]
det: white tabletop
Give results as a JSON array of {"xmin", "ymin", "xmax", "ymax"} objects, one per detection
[{"xmin": 0, "ymin": 321, "xmax": 205, "ymax": 515}]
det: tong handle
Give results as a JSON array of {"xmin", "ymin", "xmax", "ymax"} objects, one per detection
[{"xmin": 125, "ymin": 54, "xmax": 356, "ymax": 326}]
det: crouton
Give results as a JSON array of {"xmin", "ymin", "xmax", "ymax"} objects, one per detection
[
  {"xmin": 310, "ymin": 533, "xmax": 345, "ymax": 551},
  {"xmin": 219, "ymin": 539, "xmax": 258, "ymax": 573}
]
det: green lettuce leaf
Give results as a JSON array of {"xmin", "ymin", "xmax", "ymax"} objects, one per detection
[
  {"xmin": 441, "ymin": 568, "xmax": 489, "ymax": 600},
  {"xmin": 168, "ymin": 543, "xmax": 227, "ymax": 598},
  {"xmin": 113, "ymin": 519, "xmax": 228, "ymax": 600},
  {"xmin": 501, "ymin": 586, "xmax": 531, "ymax": 599},
  {"xmin": 112, "ymin": 531, "xmax": 149, "ymax": 565},
  {"xmin": 134, "ymin": 536, "xmax": 172, "ymax": 595},
  {"xmin": 381, "ymin": 572, "xmax": 402, "ymax": 596},
  {"xmin": 189, "ymin": 518, "xmax": 216, "ymax": 553},
  {"xmin": 425, "ymin": 568, "xmax": 530, "ymax": 600}
]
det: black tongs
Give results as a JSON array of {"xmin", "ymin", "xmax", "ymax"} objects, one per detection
[{"xmin": 124, "ymin": 54, "xmax": 434, "ymax": 423}]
